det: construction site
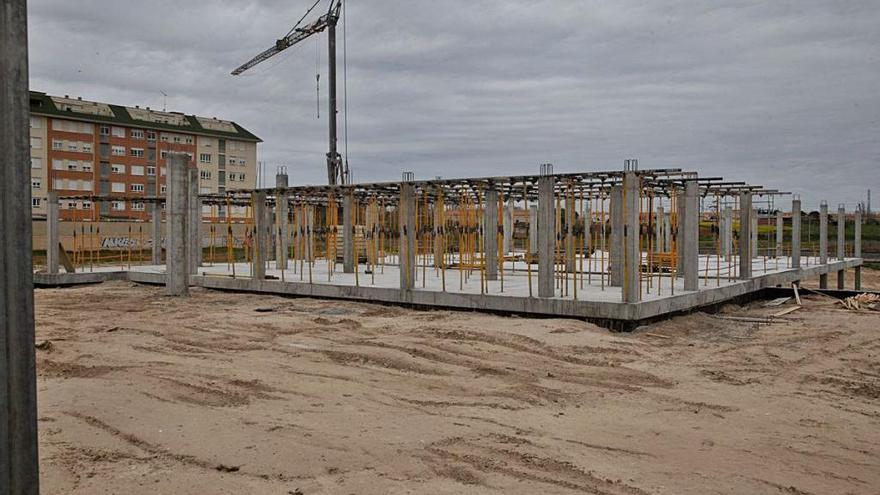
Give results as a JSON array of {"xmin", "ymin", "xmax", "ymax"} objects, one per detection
[{"xmin": 3, "ymin": 1, "xmax": 880, "ymax": 494}]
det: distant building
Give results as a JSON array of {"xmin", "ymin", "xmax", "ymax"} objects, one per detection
[{"xmin": 28, "ymin": 91, "xmax": 261, "ymax": 220}]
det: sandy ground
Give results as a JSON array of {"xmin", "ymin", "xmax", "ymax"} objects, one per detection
[{"xmin": 34, "ymin": 275, "xmax": 880, "ymax": 494}]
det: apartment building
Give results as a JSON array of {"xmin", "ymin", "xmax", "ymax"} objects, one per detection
[{"xmin": 29, "ymin": 91, "xmax": 261, "ymax": 220}]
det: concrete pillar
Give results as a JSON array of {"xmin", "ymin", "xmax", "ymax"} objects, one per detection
[
  {"xmin": 537, "ymin": 176, "xmax": 555, "ymax": 297},
  {"xmin": 342, "ymin": 190, "xmax": 354, "ymax": 273},
  {"xmin": 837, "ymin": 205, "xmax": 846, "ymax": 289},
  {"xmin": 721, "ymin": 206, "xmax": 732, "ymax": 260},
  {"xmin": 791, "ymin": 198, "xmax": 801, "ymax": 269},
  {"xmin": 165, "ymin": 153, "xmax": 190, "ymax": 296},
  {"xmin": 676, "ymin": 189, "xmax": 686, "ymax": 275},
  {"xmin": 855, "ymin": 209, "xmax": 862, "ymax": 290},
  {"xmin": 564, "ymin": 191, "xmax": 575, "ymax": 273},
  {"xmin": 151, "ymin": 202, "xmax": 163, "ymax": 265},
  {"xmin": 775, "ymin": 210, "xmax": 784, "ymax": 258},
  {"xmin": 252, "ymin": 190, "xmax": 267, "ymax": 280},
  {"xmin": 750, "ymin": 208, "xmax": 758, "ymax": 259},
  {"xmin": 46, "ymin": 191, "xmax": 59, "ymax": 274},
  {"xmin": 739, "ymin": 193, "xmax": 753, "ymax": 279},
  {"xmin": 819, "ymin": 202, "xmax": 828, "ymax": 288},
  {"xmin": 484, "ymin": 188, "xmax": 499, "ymax": 281},
  {"xmin": 503, "ymin": 195, "xmax": 513, "ymax": 254},
  {"xmin": 528, "ymin": 205, "xmax": 538, "ymax": 254},
  {"xmin": 609, "ymin": 185, "xmax": 623, "ymax": 287},
  {"xmin": 1, "ymin": 0, "xmax": 41, "ymax": 488},
  {"xmin": 275, "ymin": 173, "xmax": 289, "ymax": 270},
  {"xmin": 655, "ymin": 206, "xmax": 664, "ymax": 253},
  {"xmin": 584, "ymin": 200, "xmax": 592, "ymax": 254},
  {"xmin": 622, "ymin": 172, "xmax": 641, "ymax": 302},
  {"xmin": 187, "ymin": 167, "xmax": 200, "ymax": 274},
  {"xmin": 663, "ymin": 210, "xmax": 672, "ymax": 255},
  {"xmin": 682, "ymin": 182, "xmax": 700, "ymax": 290},
  {"xmin": 305, "ymin": 205, "xmax": 315, "ymax": 262},
  {"xmin": 399, "ymin": 182, "xmax": 416, "ymax": 290},
  {"xmin": 293, "ymin": 204, "xmax": 302, "ymax": 262},
  {"xmin": 433, "ymin": 195, "xmax": 444, "ymax": 267}
]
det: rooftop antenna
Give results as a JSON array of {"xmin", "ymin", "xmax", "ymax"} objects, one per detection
[{"xmin": 160, "ymin": 91, "xmax": 167, "ymax": 112}]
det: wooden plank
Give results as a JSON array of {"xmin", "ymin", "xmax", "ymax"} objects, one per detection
[
  {"xmin": 792, "ymin": 283, "xmax": 802, "ymax": 306},
  {"xmin": 764, "ymin": 297, "xmax": 791, "ymax": 307},
  {"xmin": 772, "ymin": 305, "xmax": 802, "ymax": 317},
  {"xmin": 58, "ymin": 242, "xmax": 75, "ymax": 273}
]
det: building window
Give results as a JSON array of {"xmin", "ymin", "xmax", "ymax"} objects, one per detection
[
  {"xmin": 52, "ymin": 139, "xmax": 63, "ymax": 150},
  {"xmin": 146, "ymin": 166, "xmax": 156, "ymax": 176},
  {"xmin": 30, "ymin": 137, "xmax": 42, "ymax": 149},
  {"xmin": 111, "ymin": 145, "xmax": 125, "ymax": 156},
  {"xmin": 67, "ymin": 162, "xmax": 78, "ymax": 171},
  {"xmin": 53, "ymin": 178, "xmax": 66, "ymax": 189},
  {"xmin": 111, "ymin": 126, "xmax": 125, "ymax": 138},
  {"xmin": 130, "ymin": 148, "xmax": 144, "ymax": 158},
  {"xmin": 239, "ymin": 173, "xmax": 245, "ymax": 181},
  {"xmin": 31, "ymin": 157, "xmax": 42, "ymax": 169},
  {"xmin": 111, "ymin": 201, "xmax": 125, "ymax": 211},
  {"xmin": 160, "ymin": 134, "xmax": 169, "ymax": 142},
  {"xmin": 160, "ymin": 185, "xmax": 167, "ymax": 194},
  {"xmin": 67, "ymin": 142, "xmax": 79, "ymax": 152},
  {"xmin": 200, "ymin": 170, "xmax": 212, "ymax": 180},
  {"xmin": 82, "ymin": 142, "xmax": 92, "ymax": 153},
  {"xmin": 80, "ymin": 123, "xmax": 94, "ymax": 134},
  {"xmin": 30, "ymin": 116, "xmax": 41, "ymax": 128},
  {"xmin": 130, "ymin": 183, "xmax": 144, "ymax": 192},
  {"xmin": 160, "ymin": 150, "xmax": 168, "ymax": 159},
  {"xmin": 81, "ymin": 180, "xmax": 93, "ymax": 191},
  {"xmin": 111, "ymin": 182, "xmax": 125, "ymax": 193},
  {"xmin": 160, "ymin": 167, "xmax": 166, "ymax": 176},
  {"xmin": 199, "ymin": 153, "xmax": 211, "ymax": 164},
  {"xmin": 130, "ymin": 165, "xmax": 144, "ymax": 176},
  {"xmin": 131, "ymin": 129, "xmax": 144, "ymax": 139},
  {"xmin": 173, "ymin": 136, "xmax": 181, "ymax": 144},
  {"xmin": 81, "ymin": 161, "xmax": 93, "ymax": 172},
  {"xmin": 82, "ymin": 201, "xmax": 92, "ymax": 210},
  {"xmin": 146, "ymin": 131, "xmax": 156, "ymax": 142},
  {"xmin": 185, "ymin": 137, "xmax": 193, "ymax": 144},
  {"xmin": 111, "ymin": 164, "xmax": 125, "ymax": 174},
  {"xmin": 131, "ymin": 202, "xmax": 145, "ymax": 211},
  {"xmin": 100, "ymin": 125, "xmax": 110, "ymax": 136},
  {"xmin": 52, "ymin": 159, "xmax": 64, "ymax": 170},
  {"xmin": 51, "ymin": 120, "xmax": 64, "ymax": 131},
  {"xmin": 32, "ymin": 179, "xmax": 41, "ymax": 189},
  {"xmin": 32, "ymin": 198, "xmax": 41, "ymax": 208}
]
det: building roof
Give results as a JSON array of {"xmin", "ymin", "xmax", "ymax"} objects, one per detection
[{"xmin": 29, "ymin": 91, "xmax": 262, "ymax": 143}]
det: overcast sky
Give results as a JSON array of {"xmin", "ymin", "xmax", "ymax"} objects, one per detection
[{"xmin": 27, "ymin": 0, "xmax": 879, "ymax": 210}]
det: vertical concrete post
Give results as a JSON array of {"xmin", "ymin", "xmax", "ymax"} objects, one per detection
[
  {"xmin": 854, "ymin": 209, "xmax": 862, "ymax": 290},
  {"xmin": 293, "ymin": 204, "xmax": 302, "ymax": 262},
  {"xmin": 584, "ymin": 199, "xmax": 592, "ymax": 254},
  {"xmin": 399, "ymin": 182, "xmax": 416, "ymax": 290},
  {"xmin": 663, "ymin": 210, "xmax": 672, "ymax": 255},
  {"xmin": 775, "ymin": 210, "xmax": 784, "ymax": 258},
  {"xmin": 622, "ymin": 172, "xmax": 641, "ymax": 302},
  {"xmin": 837, "ymin": 205, "xmax": 846, "ymax": 289},
  {"xmin": 609, "ymin": 185, "xmax": 623, "ymax": 287},
  {"xmin": 791, "ymin": 198, "xmax": 801, "ymax": 269},
  {"xmin": 503, "ymin": 195, "xmax": 513, "ymax": 254},
  {"xmin": 166, "ymin": 153, "xmax": 190, "ymax": 295},
  {"xmin": 528, "ymin": 205, "xmax": 538, "ymax": 254},
  {"xmin": 484, "ymin": 188, "xmax": 499, "ymax": 281},
  {"xmin": 306, "ymin": 205, "xmax": 315, "ymax": 262},
  {"xmin": 1, "ymin": 0, "xmax": 40, "ymax": 488},
  {"xmin": 342, "ymin": 190, "xmax": 354, "ymax": 273},
  {"xmin": 252, "ymin": 191, "xmax": 267, "ymax": 280},
  {"xmin": 433, "ymin": 194, "xmax": 443, "ymax": 267},
  {"xmin": 750, "ymin": 208, "xmax": 758, "ymax": 259},
  {"xmin": 151, "ymin": 202, "xmax": 162, "ymax": 265},
  {"xmin": 537, "ymin": 176, "xmax": 556, "ymax": 297},
  {"xmin": 655, "ymin": 206, "xmax": 664, "ymax": 253},
  {"xmin": 676, "ymin": 189, "xmax": 687, "ymax": 275},
  {"xmin": 275, "ymin": 173, "xmax": 289, "ymax": 270},
  {"xmin": 721, "ymin": 206, "xmax": 732, "ymax": 260},
  {"xmin": 564, "ymin": 190, "xmax": 575, "ymax": 273},
  {"xmin": 818, "ymin": 202, "xmax": 828, "ymax": 288},
  {"xmin": 682, "ymin": 181, "xmax": 700, "ymax": 291},
  {"xmin": 46, "ymin": 191, "xmax": 59, "ymax": 274},
  {"xmin": 739, "ymin": 192, "xmax": 753, "ymax": 279},
  {"xmin": 187, "ymin": 167, "xmax": 200, "ymax": 274}
]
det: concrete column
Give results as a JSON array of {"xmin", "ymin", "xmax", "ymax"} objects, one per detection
[
  {"xmin": 837, "ymin": 205, "xmax": 846, "ymax": 289},
  {"xmin": 252, "ymin": 191, "xmax": 267, "ymax": 280},
  {"xmin": 528, "ymin": 205, "xmax": 538, "ymax": 254},
  {"xmin": 750, "ymin": 208, "xmax": 758, "ymax": 259},
  {"xmin": 293, "ymin": 205, "xmax": 302, "ymax": 262},
  {"xmin": 682, "ymin": 181, "xmax": 700, "ymax": 291},
  {"xmin": 609, "ymin": 185, "xmax": 623, "ymax": 287},
  {"xmin": 775, "ymin": 210, "xmax": 784, "ymax": 258},
  {"xmin": 791, "ymin": 198, "xmax": 801, "ymax": 269},
  {"xmin": 399, "ymin": 182, "xmax": 416, "ymax": 290},
  {"xmin": 165, "ymin": 153, "xmax": 190, "ymax": 296},
  {"xmin": 46, "ymin": 191, "xmax": 59, "ymax": 274},
  {"xmin": 187, "ymin": 167, "xmax": 200, "ymax": 274},
  {"xmin": 721, "ymin": 206, "xmax": 732, "ymax": 260},
  {"xmin": 537, "ymin": 176, "xmax": 556, "ymax": 297},
  {"xmin": 503, "ymin": 195, "xmax": 513, "ymax": 254},
  {"xmin": 306, "ymin": 205, "xmax": 315, "ymax": 262},
  {"xmin": 484, "ymin": 188, "xmax": 499, "ymax": 281},
  {"xmin": 342, "ymin": 191, "xmax": 354, "ymax": 273},
  {"xmin": 622, "ymin": 172, "xmax": 641, "ymax": 302},
  {"xmin": 151, "ymin": 202, "xmax": 163, "ymax": 265},
  {"xmin": 275, "ymin": 173, "xmax": 289, "ymax": 270},
  {"xmin": 676, "ymin": 189, "xmax": 686, "ymax": 276},
  {"xmin": 564, "ymin": 191, "xmax": 575, "ymax": 273},
  {"xmin": 663, "ymin": 210, "xmax": 672, "ymax": 255},
  {"xmin": 433, "ymin": 195, "xmax": 443, "ymax": 267},
  {"xmin": 854, "ymin": 209, "xmax": 862, "ymax": 290},
  {"xmin": 739, "ymin": 193, "xmax": 753, "ymax": 279},
  {"xmin": 584, "ymin": 200, "xmax": 592, "ymax": 254},
  {"xmin": 1, "ymin": 0, "xmax": 40, "ymax": 488},
  {"xmin": 655, "ymin": 206, "xmax": 664, "ymax": 253},
  {"xmin": 819, "ymin": 202, "xmax": 828, "ymax": 288}
]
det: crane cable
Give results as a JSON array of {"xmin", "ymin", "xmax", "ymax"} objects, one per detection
[{"xmin": 286, "ymin": 0, "xmax": 323, "ymax": 38}]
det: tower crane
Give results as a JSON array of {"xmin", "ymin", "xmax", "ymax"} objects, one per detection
[{"xmin": 232, "ymin": 0, "xmax": 347, "ymax": 186}]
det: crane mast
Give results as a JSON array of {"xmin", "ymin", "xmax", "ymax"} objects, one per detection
[{"xmin": 232, "ymin": 0, "xmax": 347, "ymax": 186}]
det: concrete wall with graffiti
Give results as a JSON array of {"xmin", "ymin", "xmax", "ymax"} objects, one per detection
[{"xmin": 32, "ymin": 219, "xmax": 252, "ymax": 251}]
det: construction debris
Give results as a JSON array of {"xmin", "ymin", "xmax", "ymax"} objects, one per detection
[{"xmin": 838, "ymin": 293, "xmax": 880, "ymax": 311}]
